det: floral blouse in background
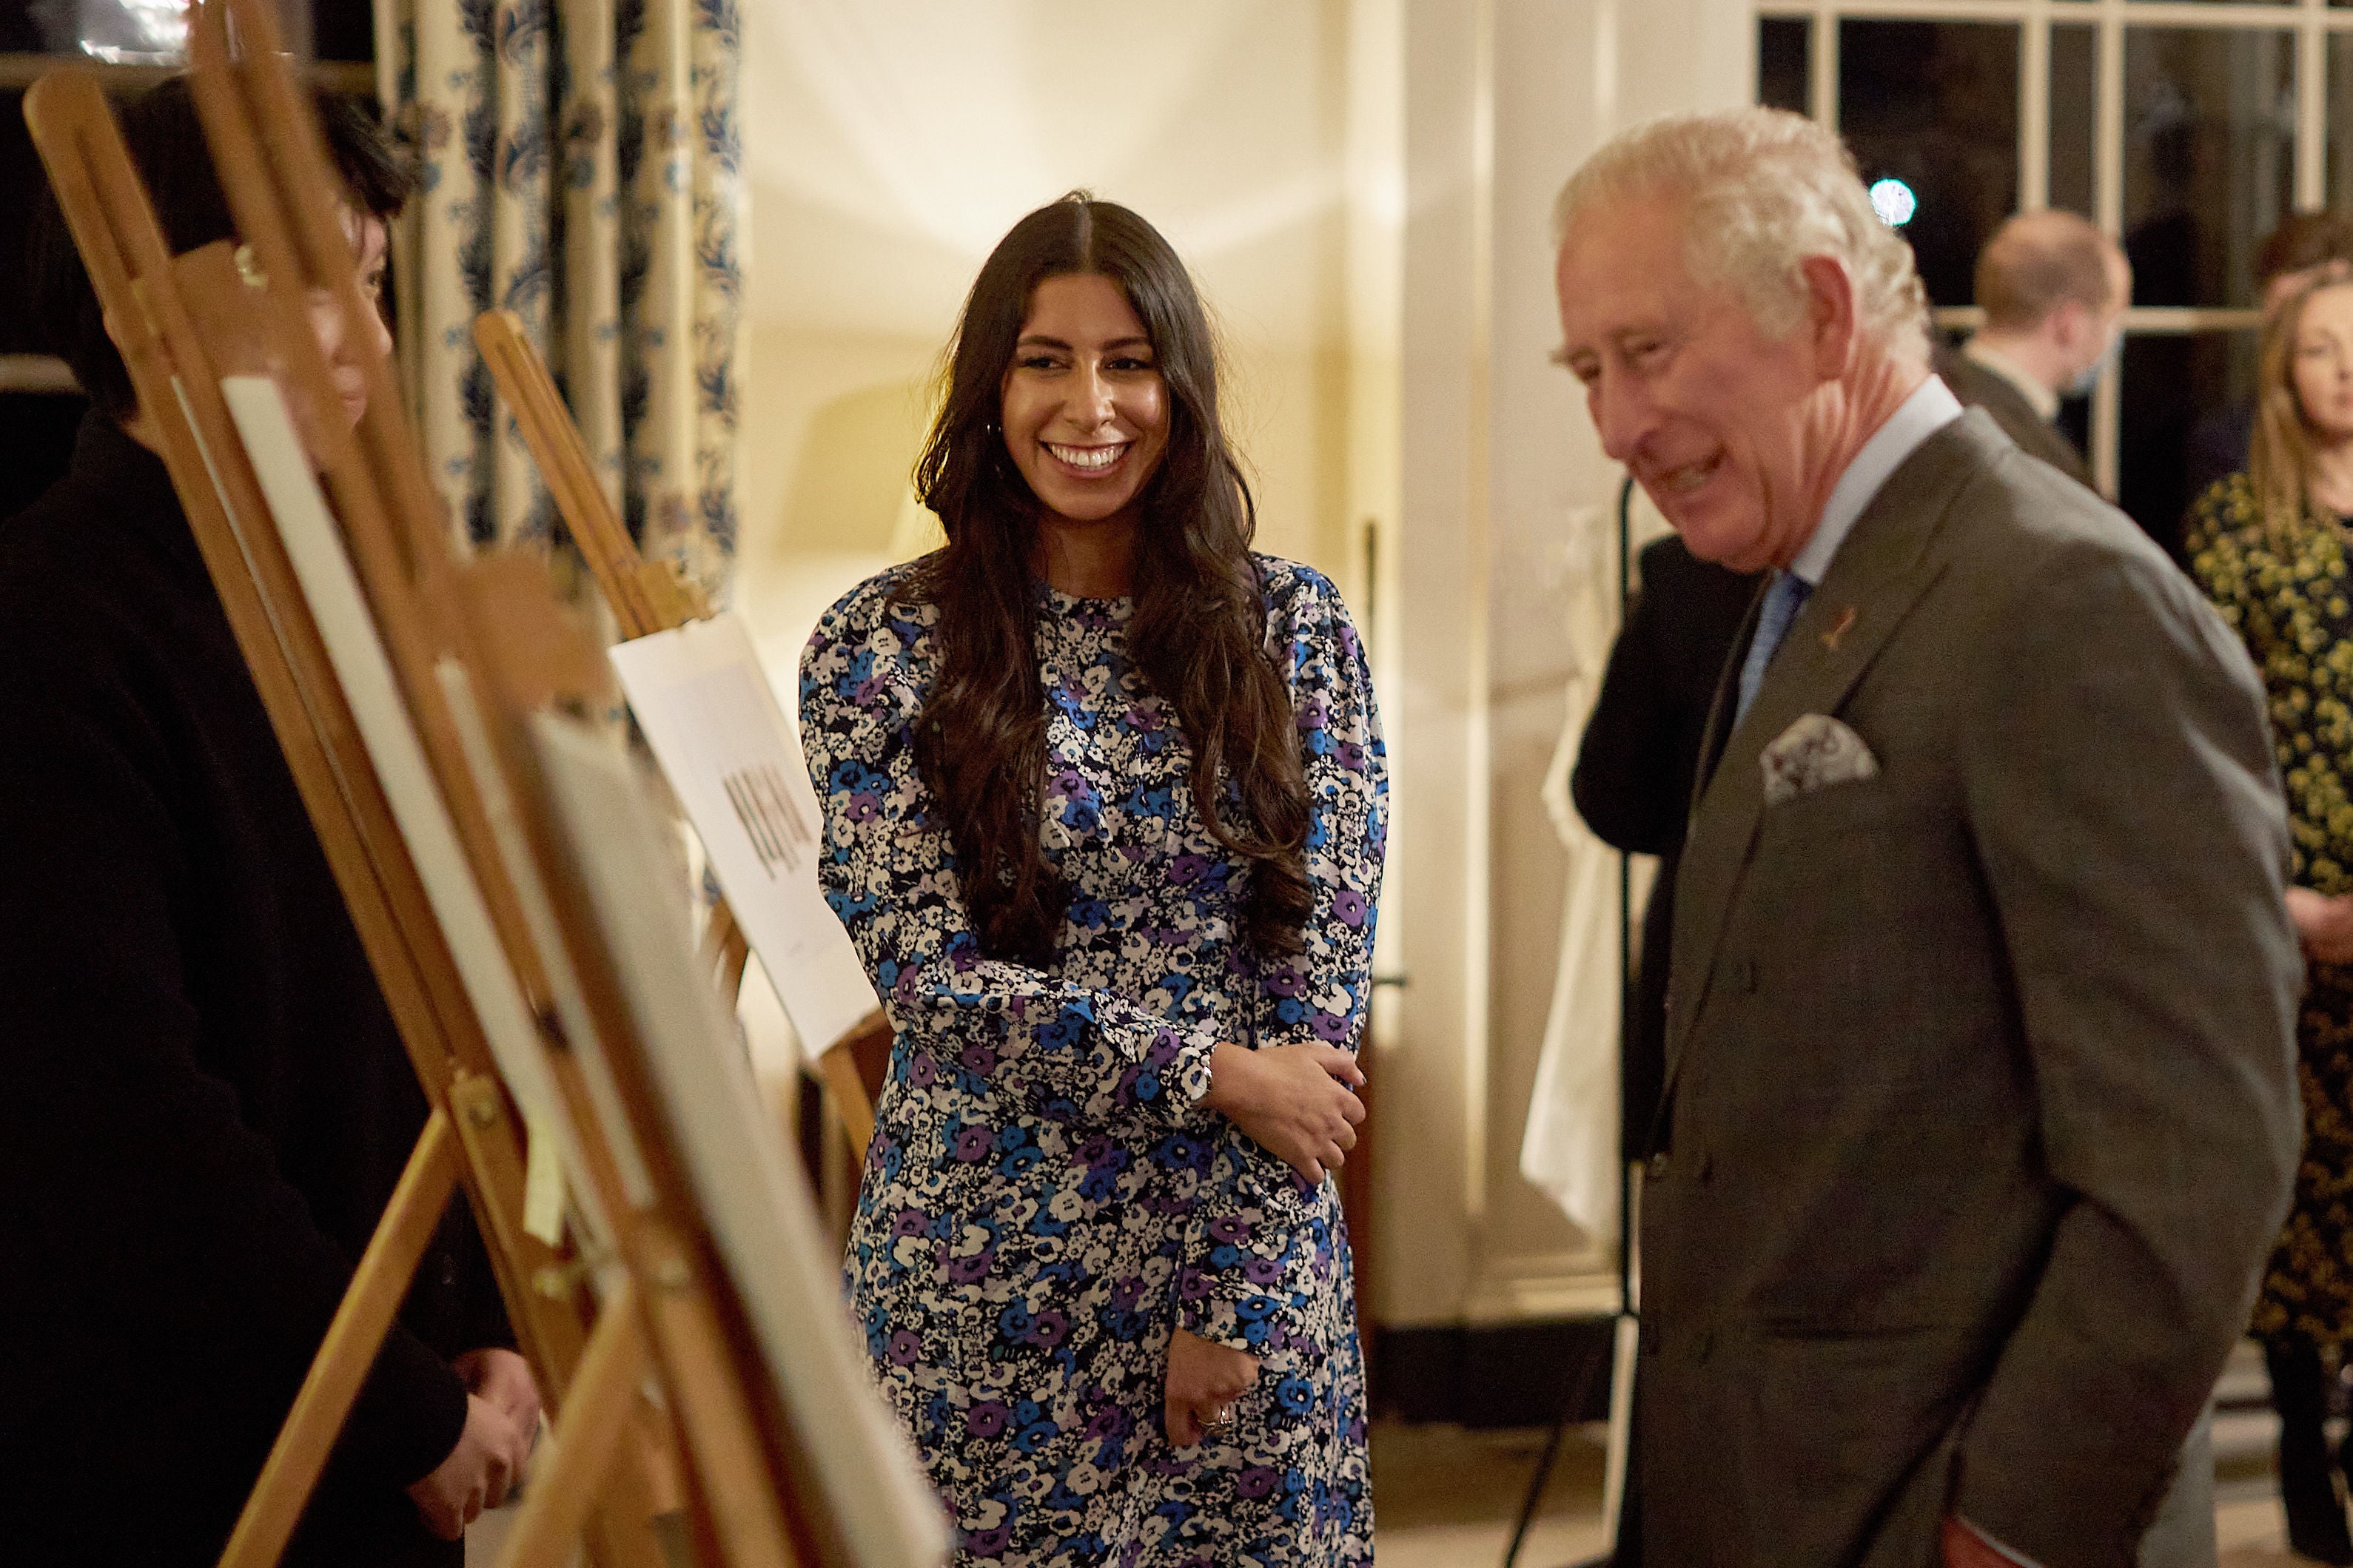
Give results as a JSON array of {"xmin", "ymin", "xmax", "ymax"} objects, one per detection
[
  {"xmin": 2187, "ymin": 474, "xmax": 2353, "ymax": 1347},
  {"xmin": 798, "ymin": 554, "xmax": 1386, "ymax": 1567}
]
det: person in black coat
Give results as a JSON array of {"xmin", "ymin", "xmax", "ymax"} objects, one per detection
[
  {"xmin": 1569, "ymin": 530, "xmax": 1757, "ymax": 1568},
  {"xmin": 1572, "ymin": 532, "xmax": 1760, "ymax": 1162},
  {"xmin": 0, "ymin": 80, "xmax": 534, "ymax": 1565}
]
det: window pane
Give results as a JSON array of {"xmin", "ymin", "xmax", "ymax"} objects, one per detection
[
  {"xmin": 2118, "ymin": 329, "xmax": 2262, "ymax": 561},
  {"xmin": 2050, "ymin": 24, "xmax": 2097, "ymax": 218},
  {"xmin": 2124, "ymin": 28, "xmax": 2295, "ymax": 309},
  {"xmin": 2329, "ymin": 36, "xmax": 2353, "ymax": 203},
  {"xmin": 1839, "ymin": 20, "xmax": 2020, "ymax": 309},
  {"xmin": 1759, "ymin": 17, "xmax": 1809, "ymax": 116}
]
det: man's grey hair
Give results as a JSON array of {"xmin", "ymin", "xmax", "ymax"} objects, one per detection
[{"xmin": 1552, "ymin": 107, "xmax": 1931, "ymax": 368}]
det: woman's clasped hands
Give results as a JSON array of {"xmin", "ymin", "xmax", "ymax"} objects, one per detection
[{"xmin": 1203, "ymin": 1040, "xmax": 1366, "ymax": 1184}]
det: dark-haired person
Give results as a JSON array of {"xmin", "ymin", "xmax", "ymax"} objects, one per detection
[
  {"xmin": 0, "ymin": 79, "xmax": 534, "ymax": 1565},
  {"xmin": 799, "ymin": 194, "xmax": 1382, "ymax": 1565}
]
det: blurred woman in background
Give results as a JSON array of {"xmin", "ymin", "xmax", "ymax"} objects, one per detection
[{"xmin": 2186, "ymin": 263, "xmax": 2353, "ymax": 1565}]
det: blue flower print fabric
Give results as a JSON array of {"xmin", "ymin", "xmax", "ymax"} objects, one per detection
[{"xmin": 799, "ymin": 554, "xmax": 1384, "ymax": 1567}]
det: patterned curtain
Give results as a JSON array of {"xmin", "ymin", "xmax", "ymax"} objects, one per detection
[{"xmin": 372, "ymin": 0, "xmax": 745, "ymax": 607}]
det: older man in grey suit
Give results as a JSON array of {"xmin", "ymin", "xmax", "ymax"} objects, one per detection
[{"xmin": 1553, "ymin": 109, "xmax": 2303, "ymax": 1568}]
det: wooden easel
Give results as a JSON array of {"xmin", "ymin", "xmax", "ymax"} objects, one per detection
[
  {"xmin": 21, "ymin": 4, "xmax": 936, "ymax": 1565},
  {"xmin": 21, "ymin": 61, "xmax": 671, "ymax": 1568},
  {"xmin": 172, "ymin": 5, "xmax": 933, "ymax": 1563},
  {"xmin": 471, "ymin": 311, "xmax": 890, "ymax": 1162}
]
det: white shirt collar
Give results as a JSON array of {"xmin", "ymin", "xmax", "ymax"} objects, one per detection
[
  {"xmin": 1788, "ymin": 374, "xmax": 1965, "ymax": 587},
  {"xmin": 1962, "ymin": 337, "xmax": 2061, "ymax": 422}
]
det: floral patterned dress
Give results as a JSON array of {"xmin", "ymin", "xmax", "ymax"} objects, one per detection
[
  {"xmin": 2187, "ymin": 474, "xmax": 2353, "ymax": 1346},
  {"xmin": 797, "ymin": 553, "xmax": 1384, "ymax": 1567}
]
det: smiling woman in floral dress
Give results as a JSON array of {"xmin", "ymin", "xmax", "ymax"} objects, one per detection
[{"xmin": 798, "ymin": 193, "xmax": 1384, "ymax": 1566}]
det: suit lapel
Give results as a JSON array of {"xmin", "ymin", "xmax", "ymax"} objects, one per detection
[
  {"xmin": 1691, "ymin": 584, "xmax": 1768, "ymax": 807},
  {"xmin": 1659, "ymin": 413, "xmax": 2004, "ymax": 1102}
]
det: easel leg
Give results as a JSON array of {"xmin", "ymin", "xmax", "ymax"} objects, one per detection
[
  {"xmin": 633, "ymin": 1228, "xmax": 801, "ymax": 1568},
  {"xmin": 217, "ymin": 1108, "xmax": 463, "ymax": 1568},
  {"xmin": 499, "ymin": 1277, "xmax": 652, "ymax": 1568}
]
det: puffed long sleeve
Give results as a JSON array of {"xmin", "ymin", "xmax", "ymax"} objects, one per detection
[{"xmin": 799, "ymin": 581, "xmax": 1221, "ymax": 1135}]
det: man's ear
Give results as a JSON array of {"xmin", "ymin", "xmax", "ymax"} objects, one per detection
[
  {"xmin": 2046, "ymin": 298, "xmax": 2092, "ymax": 357},
  {"xmin": 1799, "ymin": 254, "xmax": 1860, "ymax": 377}
]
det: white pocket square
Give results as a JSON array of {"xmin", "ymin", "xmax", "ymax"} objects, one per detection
[{"xmin": 1760, "ymin": 713, "xmax": 1879, "ymax": 806}]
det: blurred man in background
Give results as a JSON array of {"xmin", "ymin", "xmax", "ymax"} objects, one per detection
[{"xmin": 1933, "ymin": 209, "xmax": 2127, "ymax": 490}]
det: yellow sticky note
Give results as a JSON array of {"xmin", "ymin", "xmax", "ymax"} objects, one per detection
[{"xmin": 523, "ymin": 1107, "xmax": 565, "ymax": 1246}]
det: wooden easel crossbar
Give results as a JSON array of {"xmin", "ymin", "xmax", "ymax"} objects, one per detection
[
  {"xmin": 24, "ymin": 2, "xmax": 946, "ymax": 1564},
  {"xmin": 471, "ymin": 310, "xmax": 890, "ymax": 1163}
]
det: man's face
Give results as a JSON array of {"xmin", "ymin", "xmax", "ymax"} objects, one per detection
[
  {"xmin": 1554, "ymin": 194, "xmax": 1831, "ymax": 572},
  {"xmin": 2064, "ymin": 249, "xmax": 2132, "ymax": 391}
]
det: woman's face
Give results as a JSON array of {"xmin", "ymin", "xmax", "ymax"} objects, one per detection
[
  {"xmin": 2292, "ymin": 283, "xmax": 2353, "ymax": 446},
  {"xmin": 998, "ymin": 272, "xmax": 1169, "ymax": 529},
  {"xmin": 303, "ymin": 204, "xmax": 392, "ymax": 431}
]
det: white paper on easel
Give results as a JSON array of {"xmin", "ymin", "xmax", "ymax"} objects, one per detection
[
  {"xmin": 607, "ymin": 613, "xmax": 877, "ymax": 1057},
  {"xmin": 217, "ymin": 374, "xmax": 602, "ymax": 1248},
  {"xmin": 531, "ymin": 716, "xmax": 949, "ymax": 1568}
]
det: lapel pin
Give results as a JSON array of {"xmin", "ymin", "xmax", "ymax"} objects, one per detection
[{"xmin": 1821, "ymin": 605, "xmax": 1858, "ymax": 650}]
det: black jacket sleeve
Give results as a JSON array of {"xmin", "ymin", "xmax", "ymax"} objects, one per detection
[
  {"xmin": 1572, "ymin": 572, "xmax": 1685, "ymax": 856},
  {"xmin": 0, "ymin": 684, "xmax": 468, "ymax": 1501},
  {"xmin": 1574, "ymin": 539, "xmax": 1762, "ymax": 856}
]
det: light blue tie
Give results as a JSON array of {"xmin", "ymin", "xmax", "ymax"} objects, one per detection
[{"xmin": 1734, "ymin": 571, "xmax": 1813, "ymax": 726}]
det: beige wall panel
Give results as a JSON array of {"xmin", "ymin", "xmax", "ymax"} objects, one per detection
[{"xmin": 738, "ymin": 1, "xmax": 1359, "ymax": 662}]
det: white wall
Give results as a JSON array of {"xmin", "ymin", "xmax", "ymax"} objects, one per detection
[
  {"xmin": 1384, "ymin": 0, "xmax": 1751, "ymax": 1327},
  {"xmin": 737, "ymin": 1, "xmax": 1364, "ymax": 669}
]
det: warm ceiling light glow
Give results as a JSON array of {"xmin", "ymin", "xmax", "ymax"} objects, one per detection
[
  {"xmin": 1869, "ymin": 178, "xmax": 1918, "ymax": 229},
  {"xmin": 71, "ymin": 0, "xmax": 190, "ymax": 64}
]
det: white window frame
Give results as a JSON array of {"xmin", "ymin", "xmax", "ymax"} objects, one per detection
[{"xmin": 1757, "ymin": 0, "xmax": 2353, "ymax": 496}]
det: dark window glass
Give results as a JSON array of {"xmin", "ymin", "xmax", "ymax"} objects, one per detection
[
  {"xmin": 312, "ymin": 1, "xmax": 372, "ymax": 61},
  {"xmin": 2328, "ymin": 35, "xmax": 2353, "ymax": 206},
  {"xmin": 2051, "ymin": 25, "xmax": 2097, "ymax": 217},
  {"xmin": 0, "ymin": 90, "xmax": 53, "ymax": 358},
  {"xmin": 1839, "ymin": 19, "xmax": 2021, "ymax": 309},
  {"xmin": 1759, "ymin": 17, "xmax": 1810, "ymax": 117},
  {"xmin": 2118, "ymin": 329, "xmax": 2262, "ymax": 561},
  {"xmin": 0, "ymin": 3, "xmax": 44, "ymax": 51},
  {"xmin": 2122, "ymin": 27, "xmax": 2294, "ymax": 309},
  {"xmin": 0, "ymin": 391, "xmax": 87, "ymax": 520}
]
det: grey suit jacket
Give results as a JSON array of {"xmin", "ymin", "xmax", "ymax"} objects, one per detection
[{"xmin": 1638, "ymin": 411, "xmax": 2302, "ymax": 1568}]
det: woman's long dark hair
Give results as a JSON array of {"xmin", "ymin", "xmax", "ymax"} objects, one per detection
[{"xmin": 899, "ymin": 193, "xmax": 1310, "ymax": 965}]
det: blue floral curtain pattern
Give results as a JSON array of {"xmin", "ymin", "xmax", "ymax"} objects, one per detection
[{"xmin": 374, "ymin": 0, "xmax": 745, "ymax": 606}]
